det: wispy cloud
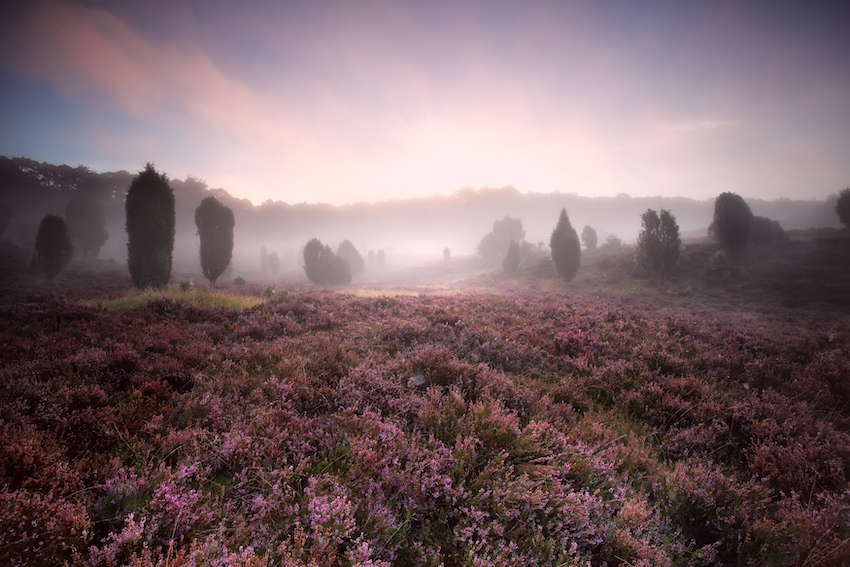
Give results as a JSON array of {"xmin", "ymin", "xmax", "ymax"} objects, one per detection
[{"xmin": 1, "ymin": 1, "xmax": 848, "ymax": 204}]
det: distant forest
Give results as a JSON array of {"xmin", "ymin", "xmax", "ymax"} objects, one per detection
[{"xmin": 0, "ymin": 156, "xmax": 842, "ymax": 274}]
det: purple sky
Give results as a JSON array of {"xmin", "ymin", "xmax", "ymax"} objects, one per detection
[{"xmin": 2, "ymin": 0, "xmax": 849, "ymax": 205}]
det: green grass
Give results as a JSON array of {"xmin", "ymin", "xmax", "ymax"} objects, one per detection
[{"xmin": 85, "ymin": 285, "xmax": 266, "ymax": 314}]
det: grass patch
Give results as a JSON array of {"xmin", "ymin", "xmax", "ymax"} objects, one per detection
[{"xmin": 85, "ymin": 285, "xmax": 266, "ymax": 314}]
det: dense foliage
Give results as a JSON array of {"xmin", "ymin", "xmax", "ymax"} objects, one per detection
[
  {"xmin": 1, "ymin": 283, "xmax": 849, "ymax": 566},
  {"xmin": 502, "ymin": 239, "xmax": 520, "ymax": 273},
  {"xmin": 303, "ymin": 238, "xmax": 352, "ymax": 285},
  {"xmin": 836, "ymin": 188, "xmax": 850, "ymax": 229},
  {"xmin": 65, "ymin": 193, "xmax": 109, "ymax": 260},
  {"xmin": 581, "ymin": 225, "xmax": 597, "ymax": 251},
  {"xmin": 125, "ymin": 164, "xmax": 175, "ymax": 289},
  {"xmin": 336, "ymin": 240, "xmax": 365, "ymax": 275},
  {"xmin": 550, "ymin": 208, "xmax": 581, "ymax": 281},
  {"xmin": 34, "ymin": 213, "xmax": 73, "ymax": 280},
  {"xmin": 749, "ymin": 216, "xmax": 789, "ymax": 246},
  {"xmin": 710, "ymin": 193, "xmax": 753, "ymax": 262},
  {"xmin": 477, "ymin": 216, "xmax": 525, "ymax": 260},
  {"xmin": 195, "ymin": 196, "xmax": 235, "ymax": 285},
  {"xmin": 635, "ymin": 209, "xmax": 681, "ymax": 277}
]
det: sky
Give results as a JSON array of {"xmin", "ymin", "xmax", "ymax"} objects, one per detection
[{"xmin": 1, "ymin": 0, "xmax": 849, "ymax": 206}]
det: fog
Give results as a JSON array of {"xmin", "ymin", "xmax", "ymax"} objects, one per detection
[{"xmin": 1, "ymin": 157, "xmax": 842, "ymax": 286}]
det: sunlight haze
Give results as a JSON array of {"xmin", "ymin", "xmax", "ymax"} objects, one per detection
[{"xmin": 1, "ymin": 0, "xmax": 848, "ymax": 205}]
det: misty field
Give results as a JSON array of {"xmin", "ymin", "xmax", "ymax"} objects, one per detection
[{"xmin": 2, "ymin": 236, "xmax": 850, "ymax": 567}]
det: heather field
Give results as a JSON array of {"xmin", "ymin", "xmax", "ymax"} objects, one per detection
[{"xmin": 2, "ymin": 236, "xmax": 850, "ymax": 566}]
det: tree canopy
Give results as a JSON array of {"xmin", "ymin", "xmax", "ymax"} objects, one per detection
[
  {"xmin": 195, "ymin": 196, "xmax": 235, "ymax": 285},
  {"xmin": 550, "ymin": 208, "xmax": 581, "ymax": 282}
]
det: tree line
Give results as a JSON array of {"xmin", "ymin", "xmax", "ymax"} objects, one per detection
[{"xmin": 15, "ymin": 158, "xmax": 850, "ymax": 286}]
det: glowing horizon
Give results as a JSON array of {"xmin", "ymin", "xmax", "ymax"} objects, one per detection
[{"xmin": 1, "ymin": 0, "xmax": 849, "ymax": 206}]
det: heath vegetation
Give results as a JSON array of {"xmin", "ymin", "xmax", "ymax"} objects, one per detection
[{"xmin": 2, "ymin": 226, "xmax": 850, "ymax": 567}]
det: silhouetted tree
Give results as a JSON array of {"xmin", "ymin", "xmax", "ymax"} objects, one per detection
[
  {"xmin": 65, "ymin": 193, "xmax": 108, "ymax": 260},
  {"xmin": 268, "ymin": 251, "xmax": 280, "ymax": 278},
  {"xmin": 581, "ymin": 225, "xmax": 597, "ymax": 251},
  {"xmin": 377, "ymin": 249, "xmax": 386, "ymax": 268},
  {"xmin": 34, "ymin": 214, "xmax": 73, "ymax": 280},
  {"xmin": 709, "ymin": 192, "xmax": 753, "ymax": 262},
  {"xmin": 477, "ymin": 216, "xmax": 525, "ymax": 260},
  {"xmin": 443, "ymin": 247, "xmax": 451, "ymax": 262},
  {"xmin": 550, "ymin": 208, "xmax": 581, "ymax": 282},
  {"xmin": 476, "ymin": 232, "xmax": 499, "ymax": 259},
  {"xmin": 750, "ymin": 216, "xmax": 789, "ymax": 246},
  {"xmin": 303, "ymin": 238, "xmax": 351, "ymax": 285},
  {"xmin": 837, "ymin": 188, "xmax": 850, "ymax": 229},
  {"xmin": 336, "ymin": 240, "xmax": 365, "ymax": 275},
  {"xmin": 260, "ymin": 245, "xmax": 269, "ymax": 274},
  {"xmin": 635, "ymin": 208, "xmax": 680, "ymax": 277},
  {"xmin": 502, "ymin": 239, "xmax": 520, "ymax": 273},
  {"xmin": 126, "ymin": 163, "xmax": 175, "ymax": 288},
  {"xmin": 195, "ymin": 196, "xmax": 234, "ymax": 285}
]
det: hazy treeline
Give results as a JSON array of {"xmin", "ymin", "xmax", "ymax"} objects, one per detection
[{"xmin": 0, "ymin": 156, "xmax": 842, "ymax": 278}]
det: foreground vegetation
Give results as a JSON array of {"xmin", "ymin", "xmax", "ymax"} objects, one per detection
[{"xmin": 1, "ymin": 234, "xmax": 850, "ymax": 566}]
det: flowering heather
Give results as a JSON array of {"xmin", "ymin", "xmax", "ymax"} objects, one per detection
[{"xmin": 1, "ymin": 284, "xmax": 849, "ymax": 566}]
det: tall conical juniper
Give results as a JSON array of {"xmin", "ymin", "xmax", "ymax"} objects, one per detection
[
  {"xmin": 126, "ymin": 163, "xmax": 175, "ymax": 288},
  {"xmin": 550, "ymin": 208, "xmax": 581, "ymax": 282}
]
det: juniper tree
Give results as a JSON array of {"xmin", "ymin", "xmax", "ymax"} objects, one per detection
[
  {"xmin": 34, "ymin": 213, "xmax": 73, "ymax": 280},
  {"xmin": 303, "ymin": 238, "xmax": 351, "ymax": 285},
  {"xmin": 749, "ymin": 216, "xmax": 789, "ymax": 246},
  {"xmin": 581, "ymin": 225, "xmax": 597, "ymax": 251},
  {"xmin": 636, "ymin": 208, "xmax": 681, "ymax": 277},
  {"xmin": 709, "ymin": 192, "xmax": 753, "ymax": 263},
  {"xmin": 126, "ymin": 163, "xmax": 175, "ymax": 288},
  {"xmin": 477, "ymin": 216, "xmax": 525, "ymax": 260},
  {"xmin": 336, "ymin": 240, "xmax": 364, "ymax": 275},
  {"xmin": 195, "ymin": 196, "xmax": 235, "ymax": 285},
  {"xmin": 502, "ymin": 239, "xmax": 521, "ymax": 273},
  {"xmin": 550, "ymin": 208, "xmax": 581, "ymax": 282}
]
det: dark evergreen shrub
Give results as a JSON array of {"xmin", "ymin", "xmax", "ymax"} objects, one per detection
[
  {"xmin": 477, "ymin": 216, "xmax": 524, "ymax": 260},
  {"xmin": 336, "ymin": 240, "xmax": 364, "ymax": 274},
  {"xmin": 581, "ymin": 225, "xmax": 597, "ymax": 251},
  {"xmin": 502, "ymin": 239, "xmax": 520, "ymax": 273},
  {"xmin": 303, "ymin": 238, "xmax": 351, "ymax": 285},
  {"xmin": 635, "ymin": 208, "xmax": 681, "ymax": 277},
  {"xmin": 65, "ymin": 193, "xmax": 108, "ymax": 260},
  {"xmin": 709, "ymin": 192, "xmax": 753, "ymax": 262},
  {"xmin": 749, "ymin": 216, "xmax": 789, "ymax": 246},
  {"xmin": 125, "ymin": 163, "xmax": 175, "ymax": 288},
  {"xmin": 550, "ymin": 208, "xmax": 581, "ymax": 281},
  {"xmin": 195, "ymin": 196, "xmax": 234, "ymax": 285},
  {"xmin": 34, "ymin": 213, "xmax": 73, "ymax": 280}
]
